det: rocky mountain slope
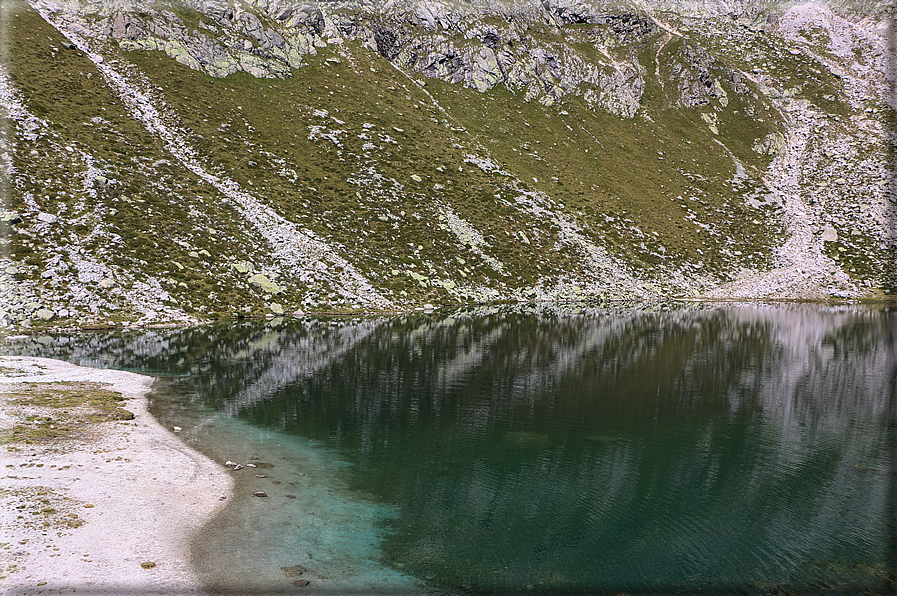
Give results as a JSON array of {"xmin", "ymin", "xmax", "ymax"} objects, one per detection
[{"xmin": 1, "ymin": 0, "xmax": 894, "ymax": 328}]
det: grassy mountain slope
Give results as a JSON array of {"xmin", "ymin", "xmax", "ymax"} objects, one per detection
[{"xmin": 1, "ymin": 0, "xmax": 894, "ymax": 328}]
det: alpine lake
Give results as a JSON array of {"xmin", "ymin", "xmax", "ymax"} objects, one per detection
[{"xmin": 7, "ymin": 301, "xmax": 896, "ymax": 595}]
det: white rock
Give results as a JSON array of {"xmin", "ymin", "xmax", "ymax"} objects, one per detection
[{"xmin": 821, "ymin": 226, "xmax": 839, "ymax": 242}]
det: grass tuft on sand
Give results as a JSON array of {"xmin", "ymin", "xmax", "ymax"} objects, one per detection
[{"xmin": 0, "ymin": 382, "xmax": 135, "ymax": 445}]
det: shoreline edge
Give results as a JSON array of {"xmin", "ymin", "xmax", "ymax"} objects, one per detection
[{"xmin": 0, "ymin": 356, "xmax": 233, "ymax": 595}]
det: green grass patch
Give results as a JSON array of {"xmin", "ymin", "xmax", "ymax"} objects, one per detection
[{"xmin": 0, "ymin": 382, "xmax": 135, "ymax": 444}]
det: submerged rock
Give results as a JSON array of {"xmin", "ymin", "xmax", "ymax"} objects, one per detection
[{"xmin": 282, "ymin": 564, "xmax": 307, "ymax": 577}]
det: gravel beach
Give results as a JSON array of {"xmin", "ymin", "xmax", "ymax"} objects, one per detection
[{"xmin": 0, "ymin": 356, "xmax": 232, "ymax": 595}]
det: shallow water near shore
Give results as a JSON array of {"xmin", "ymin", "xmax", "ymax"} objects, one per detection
[{"xmin": 7, "ymin": 302, "xmax": 896, "ymax": 594}]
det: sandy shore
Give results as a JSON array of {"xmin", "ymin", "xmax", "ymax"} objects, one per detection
[{"xmin": 0, "ymin": 356, "xmax": 232, "ymax": 595}]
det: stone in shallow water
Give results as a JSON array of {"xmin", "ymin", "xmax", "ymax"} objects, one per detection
[{"xmin": 282, "ymin": 564, "xmax": 307, "ymax": 577}]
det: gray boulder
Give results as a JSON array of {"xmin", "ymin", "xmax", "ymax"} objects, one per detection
[
  {"xmin": 34, "ymin": 308, "xmax": 56, "ymax": 321},
  {"xmin": 249, "ymin": 273, "xmax": 284, "ymax": 294}
]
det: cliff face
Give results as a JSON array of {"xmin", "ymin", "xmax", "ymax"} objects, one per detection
[{"xmin": 1, "ymin": 0, "xmax": 894, "ymax": 327}]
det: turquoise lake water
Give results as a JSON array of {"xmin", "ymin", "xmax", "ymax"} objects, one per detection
[{"xmin": 9, "ymin": 302, "xmax": 896, "ymax": 595}]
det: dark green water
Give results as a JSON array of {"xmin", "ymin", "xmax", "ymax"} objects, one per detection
[{"xmin": 8, "ymin": 303, "xmax": 896, "ymax": 595}]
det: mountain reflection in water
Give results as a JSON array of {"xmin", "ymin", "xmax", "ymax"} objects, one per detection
[{"xmin": 10, "ymin": 302, "xmax": 896, "ymax": 594}]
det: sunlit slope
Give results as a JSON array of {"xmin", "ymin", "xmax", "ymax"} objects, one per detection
[{"xmin": 1, "ymin": 0, "xmax": 894, "ymax": 327}]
